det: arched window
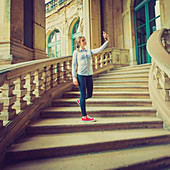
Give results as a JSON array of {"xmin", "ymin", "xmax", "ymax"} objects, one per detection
[
  {"xmin": 72, "ymin": 19, "xmax": 81, "ymax": 53},
  {"xmin": 47, "ymin": 30, "xmax": 61, "ymax": 58},
  {"xmin": 134, "ymin": 0, "xmax": 161, "ymax": 64}
]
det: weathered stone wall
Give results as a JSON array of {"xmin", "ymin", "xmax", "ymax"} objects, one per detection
[
  {"xmin": 100, "ymin": 0, "xmax": 115, "ymax": 48},
  {"xmin": 34, "ymin": 0, "xmax": 46, "ymax": 60},
  {"xmin": 0, "ymin": 0, "xmax": 11, "ymax": 65},
  {"xmin": 0, "ymin": 0, "xmax": 47, "ymax": 65},
  {"xmin": 89, "ymin": 0, "xmax": 101, "ymax": 49}
]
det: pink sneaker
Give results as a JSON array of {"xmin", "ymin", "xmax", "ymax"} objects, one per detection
[
  {"xmin": 77, "ymin": 99, "xmax": 80, "ymax": 105},
  {"xmin": 82, "ymin": 115, "xmax": 96, "ymax": 122}
]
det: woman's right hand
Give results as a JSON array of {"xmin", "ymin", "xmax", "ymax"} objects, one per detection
[
  {"xmin": 73, "ymin": 77, "xmax": 79, "ymax": 86},
  {"xmin": 103, "ymin": 31, "xmax": 110, "ymax": 43}
]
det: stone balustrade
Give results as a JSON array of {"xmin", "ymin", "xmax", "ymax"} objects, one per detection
[
  {"xmin": 152, "ymin": 61, "xmax": 170, "ymax": 101},
  {"xmin": 46, "ymin": 0, "xmax": 58, "ymax": 12},
  {"xmin": 0, "ymin": 48, "xmax": 129, "ymax": 125},
  {"xmin": 147, "ymin": 28, "xmax": 170, "ymax": 129},
  {"xmin": 0, "ymin": 56, "xmax": 72, "ymax": 122},
  {"xmin": 45, "ymin": 0, "xmax": 69, "ymax": 13}
]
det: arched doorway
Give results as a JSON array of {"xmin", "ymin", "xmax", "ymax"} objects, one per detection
[
  {"xmin": 134, "ymin": 0, "xmax": 161, "ymax": 64},
  {"xmin": 47, "ymin": 29, "xmax": 61, "ymax": 58},
  {"xmin": 71, "ymin": 19, "xmax": 81, "ymax": 53}
]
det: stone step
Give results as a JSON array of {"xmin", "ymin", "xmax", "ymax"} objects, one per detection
[
  {"xmin": 63, "ymin": 91, "xmax": 150, "ymax": 99},
  {"xmin": 93, "ymin": 75, "xmax": 149, "ymax": 81},
  {"xmin": 4, "ymin": 144, "xmax": 170, "ymax": 170},
  {"xmin": 26, "ymin": 117, "xmax": 163, "ymax": 135},
  {"xmin": 113, "ymin": 63, "xmax": 151, "ymax": 69},
  {"xmin": 52, "ymin": 98, "xmax": 153, "ymax": 107},
  {"xmin": 93, "ymin": 80, "xmax": 148, "ymax": 85},
  {"xmin": 41, "ymin": 106, "xmax": 156, "ymax": 118},
  {"xmin": 99, "ymin": 70, "xmax": 149, "ymax": 77},
  {"xmin": 6, "ymin": 129, "xmax": 170, "ymax": 162},
  {"xmin": 113, "ymin": 64, "xmax": 151, "ymax": 72},
  {"xmin": 73, "ymin": 85, "xmax": 149, "ymax": 92}
]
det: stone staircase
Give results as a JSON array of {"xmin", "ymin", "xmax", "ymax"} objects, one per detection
[{"xmin": 3, "ymin": 63, "xmax": 170, "ymax": 170}]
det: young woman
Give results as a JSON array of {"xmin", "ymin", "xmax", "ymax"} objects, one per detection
[{"xmin": 72, "ymin": 31, "xmax": 110, "ymax": 122}]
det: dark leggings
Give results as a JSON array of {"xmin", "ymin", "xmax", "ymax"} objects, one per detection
[{"xmin": 77, "ymin": 74, "xmax": 93, "ymax": 116}]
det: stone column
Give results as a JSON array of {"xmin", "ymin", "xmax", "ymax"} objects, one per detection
[
  {"xmin": 89, "ymin": 0, "xmax": 101, "ymax": 49},
  {"xmin": 0, "ymin": 0, "xmax": 47, "ymax": 66},
  {"xmin": 0, "ymin": 0, "xmax": 12, "ymax": 65},
  {"xmin": 83, "ymin": 0, "xmax": 90, "ymax": 49},
  {"xmin": 100, "ymin": 0, "xmax": 115, "ymax": 48},
  {"xmin": 160, "ymin": 0, "xmax": 170, "ymax": 28},
  {"xmin": 33, "ymin": 0, "xmax": 47, "ymax": 60},
  {"xmin": 122, "ymin": 6, "xmax": 137, "ymax": 66}
]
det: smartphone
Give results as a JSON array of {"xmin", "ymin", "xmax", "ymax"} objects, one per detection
[{"xmin": 103, "ymin": 31, "xmax": 107, "ymax": 41}]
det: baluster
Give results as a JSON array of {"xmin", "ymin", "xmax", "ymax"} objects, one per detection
[
  {"xmin": 13, "ymin": 76, "xmax": 27, "ymax": 114},
  {"xmin": 97, "ymin": 54, "xmax": 101, "ymax": 69},
  {"xmin": 39, "ymin": 67, "xmax": 46, "ymax": 93},
  {"xmin": 66, "ymin": 60, "xmax": 70, "ymax": 80},
  {"xmin": 159, "ymin": 71, "xmax": 170, "ymax": 101},
  {"xmin": 57, "ymin": 62, "xmax": 61, "ymax": 84},
  {"xmin": 0, "ymin": 80, "xmax": 16, "ymax": 121},
  {"xmin": 92, "ymin": 55, "xmax": 95, "ymax": 71},
  {"xmin": 95, "ymin": 55, "xmax": 98, "ymax": 70},
  {"xmin": 69, "ymin": 59, "xmax": 72, "ymax": 79},
  {"xmin": 45, "ymin": 66, "xmax": 52, "ymax": 91},
  {"xmin": 41, "ymin": 66, "xmax": 50, "ymax": 91},
  {"xmin": 155, "ymin": 66, "xmax": 162, "ymax": 89},
  {"xmin": 57, "ymin": 62, "xmax": 63, "ymax": 84},
  {"xmin": 105, "ymin": 52, "xmax": 108, "ymax": 66},
  {"xmin": 49, "ymin": 65, "xmax": 54, "ymax": 88},
  {"xmin": 50, "ymin": 2, "xmax": 52, "ymax": 9},
  {"xmin": 109, "ymin": 51, "xmax": 112, "ymax": 64},
  {"xmin": 51, "ymin": 64, "xmax": 58, "ymax": 87},
  {"xmin": 103, "ymin": 53, "xmax": 106, "ymax": 66},
  {"xmin": 61, "ymin": 62, "xmax": 64, "ymax": 83},
  {"xmin": 66, "ymin": 60, "xmax": 71, "ymax": 81},
  {"xmin": 24, "ymin": 72, "xmax": 36, "ymax": 105},
  {"xmin": 33, "ymin": 69, "xmax": 45, "ymax": 97},
  {"xmin": 63, "ymin": 61, "xmax": 67, "ymax": 81},
  {"xmin": 152, "ymin": 61, "xmax": 157, "ymax": 80},
  {"xmin": 47, "ymin": 4, "xmax": 50, "ymax": 11},
  {"xmin": 100, "ymin": 53, "xmax": 104, "ymax": 68}
]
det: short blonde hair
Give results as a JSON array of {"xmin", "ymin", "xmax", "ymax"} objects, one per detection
[{"xmin": 76, "ymin": 36, "xmax": 85, "ymax": 49}]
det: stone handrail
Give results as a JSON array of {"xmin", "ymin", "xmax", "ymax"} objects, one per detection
[
  {"xmin": 0, "ymin": 47, "xmax": 129, "ymax": 124},
  {"xmin": 0, "ymin": 56, "xmax": 73, "ymax": 121},
  {"xmin": 147, "ymin": 28, "xmax": 170, "ymax": 129}
]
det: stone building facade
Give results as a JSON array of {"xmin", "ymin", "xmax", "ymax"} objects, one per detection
[
  {"xmin": 46, "ymin": 0, "xmax": 170, "ymax": 66},
  {"xmin": 0, "ymin": 0, "xmax": 47, "ymax": 65},
  {"xmin": 46, "ymin": 0, "xmax": 84, "ymax": 57}
]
